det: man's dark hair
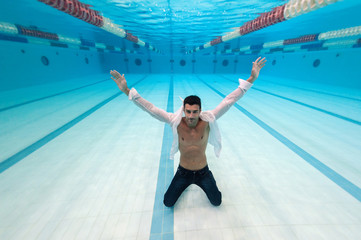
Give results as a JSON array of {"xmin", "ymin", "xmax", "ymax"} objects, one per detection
[{"xmin": 184, "ymin": 95, "xmax": 201, "ymax": 109}]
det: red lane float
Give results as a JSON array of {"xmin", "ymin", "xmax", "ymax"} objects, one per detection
[
  {"xmin": 17, "ymin": 25, "xmax": 59, "ymax": 40},
  {"xmin": 203, "ymin": 4, "xmax": 287, "ymax": 48},
  {"xmin": 189, "ymin": 0, "xmax": 341, "ymax": 53},
  {"xmin": 210, "ymin": 36, "xmax": 222, "ymax": 46},
  {"xmin": 283, "ymin": 34, "xmax": 318, "ymax": 45},
  {"xmin": 125, "ymin": 32, "xmax": 139, "ymax": 43},
  {"xmin": 240, "ymin": 5, "xmax": 286, "ymax": 35},
  {"xmin": 38, "ymin": 0, "xmax": 161, "ymax": 53},
  {"xmin": 38, "ymin": 0, "xmax": 104, "ymax": 27}
]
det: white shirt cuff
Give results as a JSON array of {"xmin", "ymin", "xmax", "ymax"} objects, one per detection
[
  {"xmin": 128, "ymin": 88, "xmax": 140, "ymax": 100},
  {"xmin": 238, "ymin": 79, "xmax": 253, "ymax": 92}
]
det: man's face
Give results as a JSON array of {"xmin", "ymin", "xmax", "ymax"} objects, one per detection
[{"xmin": 184, "ymin": 104, "xmax": 200, "ymax": 127}]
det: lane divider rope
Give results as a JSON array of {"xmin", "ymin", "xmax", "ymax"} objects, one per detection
[
  {"xmin": 188, "ymin": 0, "xmax": 342, "ymax": 53},
  {"xmin": 37, "ymin": 0, "xmax": 161, "ymax": 53}
]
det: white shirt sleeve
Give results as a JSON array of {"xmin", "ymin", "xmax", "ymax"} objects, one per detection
[
  {"xmin": 210, "ymin": 79, "xmax": 253, "ymax": 119},
  {"xmin": 128, "ymin": 88, "xmax": 173, "ymax": 124}
]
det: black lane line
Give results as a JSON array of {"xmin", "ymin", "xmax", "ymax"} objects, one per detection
[
  {"xmin": 221, "ymin": 75, "xmax": 361, "ymax": 126},
  {"xmin": 197, "ymin": 75, "xmax": 361, "ymax": 203},
  {"xmin": 261, "ymin": 79, "xmax": 361, "ymax": 102},
  {"xmin": 0, "ymin": 79, "xmax": 110, "ymax": 112},
  {"xmin": 0, "ymin": 76, "xmax": 147, "ymax": 174}
]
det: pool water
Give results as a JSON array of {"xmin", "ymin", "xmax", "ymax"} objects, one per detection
[{"xmin": 0, "ymin": 0, "xmax": 361, "ymax": 239}]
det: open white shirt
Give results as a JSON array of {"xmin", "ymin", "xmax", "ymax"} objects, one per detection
[{"xmin": 128, "ymin": 79, "xmax": 253, "ymax": 159}]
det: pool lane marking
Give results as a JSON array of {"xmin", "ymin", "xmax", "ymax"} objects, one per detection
[
  {"xmin": 221, "ymin": 76, "xmax": 361, "ymax": 126},
  {"xmin": 253, "ymin": 87, "xmax": 361, "ymax": 125},
  {"xmin": 197, "ymin": 75, "xmax": 361, "ymax": 203},
  {"xmin": 0, "ymin": 76, "xmax": 147, "ymax": 174},
  {"xmin": 150, "ymin": 76, "xmax": 174, "ymax": 240},
  {"xmin": 261, "ymin": 79, "xmax": 361, "ymax": 102},
  {"xmin": 0, "ymin": 79, "xmax": 110, "ymax": 112}
]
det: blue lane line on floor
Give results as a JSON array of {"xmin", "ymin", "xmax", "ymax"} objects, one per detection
[
  {"xmin": 221, "ymin": 76, "xmax": 361, "ymax": 126},
  {"xmin": 150, "ymin": 76, "xmax": 174, "ymax": 240},
  {"xmin": 198, "ymin": 76, "xmax": 361, "ymax": 203},
  {"xmin": 262, "ymin": 79, "xmax": 361, "ymax": 102},
  {"xmin": 0, "ymin": 79, "xmax": 110, "ymax": 112},
  {"xmin": 252, "ymin": 87, "xmax": 361, "ymax": 126},
  {"xmin": 0, "ymin": 76, "xmax": 147, "ymax": 174}
]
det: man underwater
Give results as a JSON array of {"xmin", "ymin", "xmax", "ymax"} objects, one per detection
[{"xmin": 110, "ymin": 57, "xmax": 266, "ymax": 207}]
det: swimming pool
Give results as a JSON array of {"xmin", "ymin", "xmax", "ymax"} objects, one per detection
[{"xmin": 1, "ymin": 0, "xmax": 361, "ymax": 239}]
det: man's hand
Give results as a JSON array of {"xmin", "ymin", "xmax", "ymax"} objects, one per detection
[
  {"xmin": 110, "ymin": 70, "xmax": 130, "ymax": 96},
  {"xmin": 248, "ymin": 57, "xmax": 266, "ymax": 83}
]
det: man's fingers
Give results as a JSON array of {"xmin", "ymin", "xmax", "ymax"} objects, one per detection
[
  {"xmin": 254, "ymin": 57, "xmax": 267, "ymax": 69},
  {"xmin": 110, "ymin": 70, "xmax": 117, "ymax": 77},
  {"xmin": 258, "ymin": 62, "xmax": 266, "ymax": 69},
  {"xmin": 256, "ymin": 57, "xmax": 266, "ymax": 64},
  {"xmin": 110, "ymin": 70, "xmax": 123, "ymax": 79},
  {"xmin": 253, "ymin": 57, "xmax": 266, "ymax": 66},
  {"xmin": 259, "ymin": 57, "xmax": 267, "ymax": 64}
]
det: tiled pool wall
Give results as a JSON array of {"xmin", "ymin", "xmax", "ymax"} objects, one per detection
[{"xmin": 1, "ymin": 39, "xmax": 360, "ymax": 91}]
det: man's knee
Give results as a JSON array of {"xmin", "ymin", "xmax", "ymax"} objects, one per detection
[
  {"xmin": 210, "ymin": 192, "xmax": 222, "ymax": 206},
  {"xmin": 211, "ymin": 199, "xmax": 222, "ymax": 206},
  {"xmin": 163, "ymin": 194, "xmax": 175, "ymax": 207}
]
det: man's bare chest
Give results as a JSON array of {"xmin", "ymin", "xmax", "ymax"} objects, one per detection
[{"xmin": 177, "ymin": 120, "xmax": 209, "ymax": 145}]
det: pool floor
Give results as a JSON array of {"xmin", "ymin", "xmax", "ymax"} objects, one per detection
[{"xmin": 0, "ymin": 74, "xmax": 361, "ymax": 239}]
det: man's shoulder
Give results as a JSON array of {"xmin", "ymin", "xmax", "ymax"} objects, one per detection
[
  {"xmin": 200, "ymin": 111, "xmax": 215, "ymax": 122},
  {"xmin": 178, "ymin": 117, "xmax": 187, "ymax": 127}
]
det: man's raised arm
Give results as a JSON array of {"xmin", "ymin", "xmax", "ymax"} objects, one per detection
[
  {"xmin": 110, "ymin": 70, "xmax": 172, "ymax": 124},
  {"xmin": 210, "ymin": 57, "xmax": 266, "ymax": 119}
]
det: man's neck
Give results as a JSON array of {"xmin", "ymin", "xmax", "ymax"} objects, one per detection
[{"xmin": 184, "ymin": 118, "xmax": 199, "ymax": 129}]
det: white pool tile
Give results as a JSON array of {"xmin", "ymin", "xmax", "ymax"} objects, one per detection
[
  {"xmin": 74, "ymin": 217, "xmax": 97, "ymax": 240},
  {"xmin": 0, "ymin": 74, "xmax": 360, "ymax": 240},
  {"xmin": 99, "ymin": 215, "xmax": 120, "ymax": 240}
]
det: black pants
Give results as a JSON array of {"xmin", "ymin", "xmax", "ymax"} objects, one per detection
[{"xmin": 163, "ymin": 165, "xmax": 222, "ymax": 207}]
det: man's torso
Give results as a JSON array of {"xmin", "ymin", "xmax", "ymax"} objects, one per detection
[{"xmin": 177, "ymin": 117, "xmax": 210, "ymax": 170}]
